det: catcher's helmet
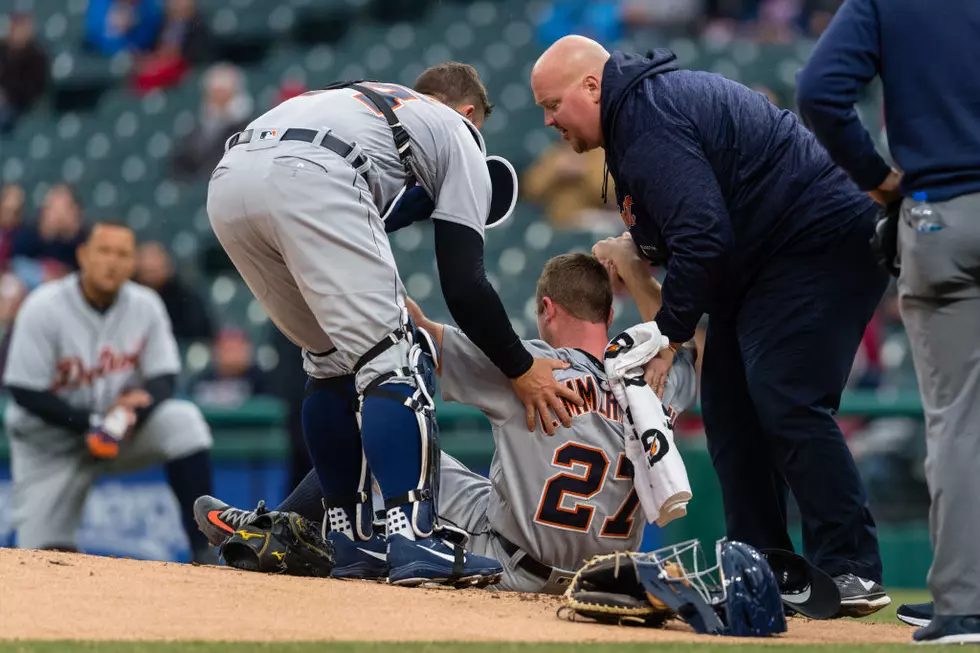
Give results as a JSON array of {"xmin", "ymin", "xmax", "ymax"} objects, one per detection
[
  {"xmin": 636, "ymin": 539, "xmax": 788, "ymax": 637},
  {"xmin": 721, "ymin": 541, "xmax": 788, "ymax": 637}
]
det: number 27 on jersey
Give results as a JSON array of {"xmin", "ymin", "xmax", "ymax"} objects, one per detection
[{"xmin": 535, "ymin": 442, "xmax": 640, "ymax": 539}]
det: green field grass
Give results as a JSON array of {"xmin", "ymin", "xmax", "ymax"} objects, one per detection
[{"xmin": 0, "ymin": 590, "xmax": 933, "ymax": 653}]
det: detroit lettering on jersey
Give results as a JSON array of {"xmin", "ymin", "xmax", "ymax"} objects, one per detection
[
  {"xmin": 53, "ymin": 344, "xmax": 144, "ymax": 391},
  {"xmin": 2, "ymin": 274, "xmax": 181, "ymax": 432}
]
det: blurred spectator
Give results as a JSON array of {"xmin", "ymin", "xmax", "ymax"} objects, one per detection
[
  {"xmin": 535, "ymin": 1, "xmax": 623, "ymax": 48},
  {"xmin": 85, "ymin": 0, "xmax": 163, "ymax": 57},
  {"xmin": 171, "ymin": 63, "xmax": 252, "ymax": 181},
  {"xmin": 754, "ymin": 0, "xmax": 805, "ymax": 44},
  {"xmin": 131, "ymin": 0, "xmax": 213, "ymax": 95},
  {"xmin": 0, "ymin": 12, "xmax": 49, "ymax": 134},
  {"xmin": 801, "ymin": 0, "xmax": 843, "ymax": 37},
  {"xmin": 751, "ymin": 83, "xmax": 783, "ymax": 108},
  {"xmin": 275, "ymin": 79, "xmax": 307, "ymax": 107},
  {"xmin": 11, "ymin": 183, "xmax": 86, "ymax": 290},
  {"xmin": 135, "ymin": 241, "xmax": 215, "ymax": 342},
  {"xmin": 0, "ymin": 183, "xmax": 25, "ymax": 271},
  {"xmin": 522, "ymin": 142, "xmax": 620, "ymax": 231},
  {"xmin": 189, "ymin": 327, "xmax": 269, "ymax": 408},
  {"xmin": 620, "ymin": 0, "xmax": 705, "ymax": 40},
  {"xmin": 0, "ymin": 271, "xmax": 28, "ymax": 383}
]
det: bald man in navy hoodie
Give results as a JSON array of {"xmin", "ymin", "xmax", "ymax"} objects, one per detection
[{"xmin": 530, "ymin": 35, "xmax": 891, "ymax": 618}]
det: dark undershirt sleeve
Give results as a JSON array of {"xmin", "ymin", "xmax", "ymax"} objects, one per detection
[
  {"xmin": 7, "ymin": 387, "xmax": 91, "ymax": 434},
  {"xmin": 133, "ymin": 373, "xmax": 176, "ymax": 427},
  {"xmin": 432, "ymin": 220, "xmax": 533, "ymax": 379}
]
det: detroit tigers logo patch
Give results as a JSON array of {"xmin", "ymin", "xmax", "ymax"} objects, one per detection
[
  {"xmin": 620, "ymin": 195, "xmax": 636, "ymax": 228},
  {"xmin": 639, "ymin": 428, "xmax": 670, "ymax": 466}
]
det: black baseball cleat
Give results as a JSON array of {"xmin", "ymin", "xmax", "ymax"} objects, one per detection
[
  {"xmin": 833, "ymin": 573, "xmax": 892, "ymax": 618},
  {"xmin": 912, "ymin": 614, "xmax": 980, "ymax": 645},
  {"xmin": 897, "ymin": 602, "xmax": 933, "ymax": 628},
  {"xmin": 193, "ymin": 495, "xmax": 270, "ymax": 547}
]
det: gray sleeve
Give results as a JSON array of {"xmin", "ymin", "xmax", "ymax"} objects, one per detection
[
  {"xmin": 662, "ymin": 347, "xmax": 698, "ymax": 414},
  {"xmin": 439, "ymin": 325, "xmax": 522, "ymax": 426},
  {"xmin": 2, "ymin": 292, "xmax": 58, "ymax": 391},
  {"xmin": 426, "ymin": 122, "xmax": 491, "ymax": 236},
  {"xmin": 139, "ymin": 293, "xmax": 182, "ymax": 378}
]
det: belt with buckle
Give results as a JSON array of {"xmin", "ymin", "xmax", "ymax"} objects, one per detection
[
  {"xmin": 497, "ymin": 533, "xmax": 554, "ymax": 581},
  {"xmin": 229, "ymin": 128, "xmax": 369, "ymax": 173}
]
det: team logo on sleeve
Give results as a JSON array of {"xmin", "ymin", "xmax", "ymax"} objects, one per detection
[
  {"xmin": 604, "ymin": 332, "xmax": 634, "ymax": 359},
  {"xmin": 619, "ymin": 195, "xmax": 636, "ymax": 228},
  {"xmin": 639, "ymin": 428, "xmax": 670, "ymax": 466}
]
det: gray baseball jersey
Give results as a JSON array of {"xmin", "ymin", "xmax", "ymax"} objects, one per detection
[
  {"xmin": 3, "ymin": 274, "xmax": 212, "ymax": 549},
  {"xmin": 207, "ymin": 83, "xmax": 492, "ymax": 389},
  {"xmin": 4, "ymin": 273, "xmax": 181, "ymax": 431},
  {"xmin": 436, "ymin": 326, "xmax": 697, "ymax": 588}
]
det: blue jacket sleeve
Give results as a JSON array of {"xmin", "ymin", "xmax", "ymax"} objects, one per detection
[
  {"xmin": 622, "ymin": 129, "xmax": 734, "ymax": 344},
  {"xmin": 795, "ymin": 0, "xmax": 892, "ymax": 191}
]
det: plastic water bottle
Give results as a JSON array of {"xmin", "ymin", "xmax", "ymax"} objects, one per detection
[{"xmin": 909, "ymin": 191, "xmax": 943, "ymax": 232}]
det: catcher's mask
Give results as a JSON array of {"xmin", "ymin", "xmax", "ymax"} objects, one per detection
[{"xmin": 638, "ymin": 539, "xmax": 788, "ymax": 637}]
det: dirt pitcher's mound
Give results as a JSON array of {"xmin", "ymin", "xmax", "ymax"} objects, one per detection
[{"xmin": 1, "ymin": 548, "xmax": 908, "ymax": 644}]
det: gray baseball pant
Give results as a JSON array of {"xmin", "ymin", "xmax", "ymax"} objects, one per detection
[
  {"xmin": 8, "ymin": 399, "xmax": 213, "ymax": 550},
  {"xmin": 205, "ymin": 135, "xmax": 411, "ymax": 391},
  {"xmin": 897, "ymin": 191, "xmax": 980, "ymax": 616},
  {"xmin": 424, "ymin": 454, "xmax": 577, "ymax": 594}
]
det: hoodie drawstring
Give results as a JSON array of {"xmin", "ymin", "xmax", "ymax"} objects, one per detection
[{"xmin": 601, "ymin": 159, "xmax": 610, "ymax": 204}]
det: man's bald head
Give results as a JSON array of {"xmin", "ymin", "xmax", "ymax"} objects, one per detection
[
  {"xmin": 532, "ymin": 35, "xmax": 610, "ymax": 86},
  {"xmin": 531, "ymin": 36, "xmax": 610, "ymax": 153}
]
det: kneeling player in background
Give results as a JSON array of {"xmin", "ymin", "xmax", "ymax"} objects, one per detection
[{"xmin": 3, "ymin": 221, "xmax": 215, "ymax": 563}]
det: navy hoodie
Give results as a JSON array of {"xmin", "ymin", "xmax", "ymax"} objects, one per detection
[
  {"xmin": 797, "ymin": 0, "xmax": 980, "ymax": 201},
  {"xmin": 600, "ymin": 49, "xmax": 874, "ymax": 343}
]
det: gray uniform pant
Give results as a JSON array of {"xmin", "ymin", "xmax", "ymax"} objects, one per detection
[
  {"xmin": 8, "ymin": 399, "xmax": 213, "ymax": 550},
  {"xmin": 402, "ymin": 454, "xmax": 576, "ymax": 594},
  {"xmin": 206, "ymin": 136, "xmax": 412, "ymax": 391},
  {"xmin": 897, "ymin": 191, "xmax": 980, "ymax": 616}
]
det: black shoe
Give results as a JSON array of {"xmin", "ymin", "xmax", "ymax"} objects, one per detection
[
  {"xmin": 913, "ymin": 614, "xmax": 980, "ymax": 644},
  {"xmin": 832, "ymin": 573, "xmax": 891, "ymax": 618},
  {"xmin": 897, "ymin": 602, "xmax": 933, "ymax": 628}
]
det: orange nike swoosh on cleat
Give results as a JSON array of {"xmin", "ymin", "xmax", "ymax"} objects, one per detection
[{"xmin": 208, "ymin": 510, "xmax": 234, "ymax": 533}]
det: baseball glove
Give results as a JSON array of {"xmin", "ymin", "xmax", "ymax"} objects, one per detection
[
  {"xmin": 219, "ymin": 510, "xmax": 335, "ymax": 578},
  {"xmin": 870, "ymin": 200, "xmax": 901, "ymax": 277},
  {"xmin": 560, "ymin": 552, "xmax": 676, "ymax": 627}
]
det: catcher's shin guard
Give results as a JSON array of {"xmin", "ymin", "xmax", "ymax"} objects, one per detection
[
  {"xmin": 302, "ymin": 374, "xmax": 373, "ymax": 541},
  {"xmin": 321, "ymin": 448, "xmax": 375, "ymax": 542},
  {"xmin": 355, "ymin": 310, "xmax": 442, "ymax": 539}
]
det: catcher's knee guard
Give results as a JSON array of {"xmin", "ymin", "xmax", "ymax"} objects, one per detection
[{"xmin": 354, "ymin": 308, "xmax": 442, "ymax": 539}]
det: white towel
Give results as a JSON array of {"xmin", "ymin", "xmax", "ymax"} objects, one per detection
[{"xmin": 603, "ymin": 322, "xmax": 693, "ymax": 528}]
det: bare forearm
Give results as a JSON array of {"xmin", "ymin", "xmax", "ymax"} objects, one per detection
[{"xmin": 619, "ymin": 260, "xmax": 664, "ymax": 322}]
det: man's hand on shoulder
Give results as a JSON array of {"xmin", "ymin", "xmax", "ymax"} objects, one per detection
[{"xmin": 510, "ymin": 357, "xmax": 584, "ymax": 436}]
